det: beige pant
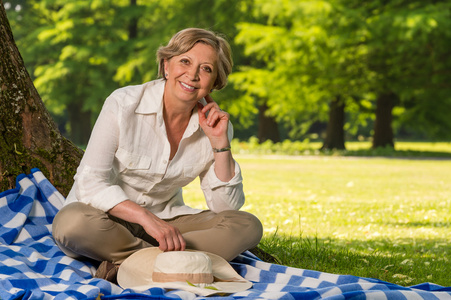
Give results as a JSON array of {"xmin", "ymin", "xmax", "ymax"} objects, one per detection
[{"xmin": 52, "ymin": 202, "xmax": 263, "ymax": 263}]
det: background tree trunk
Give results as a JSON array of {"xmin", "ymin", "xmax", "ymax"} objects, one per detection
[
  {"xmin": 257, "ymin": 102, "xmax": 280, "ymax": 143},
  {"xmin": 0, "ymin": 2, "xmax": 83, "ymax": 196},
  {"xmin": 321, "ymin": 96, "xmax": 346, "ymax": 150},
  {"xmin": 372, "ymin": 92, "xmax": 396, "ymax": 149},
  {"xmin": 129, "ymin": 0, "xmax": 138, "ymax": 39},
  {"xmin": 67, "ymin": 102, "xmax": 92, "ymax": 146}
]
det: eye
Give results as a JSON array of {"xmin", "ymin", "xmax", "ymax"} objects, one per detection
[
  {"xmin": 202, "ymin": 66, "xmax": 212, "ymax": 73},
  {"xmin": 180, "ymin": 58, "xmax": 189, "ymax": 64}
]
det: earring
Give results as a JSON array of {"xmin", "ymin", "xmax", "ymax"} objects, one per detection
[{"xmin": 165, "ymin": 73, "xmax": 168, "ymax": 78}]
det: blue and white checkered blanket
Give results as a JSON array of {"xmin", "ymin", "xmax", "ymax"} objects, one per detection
[{"xmin": 1, "ymin": 168, "xmax": 450, "ymax": 300}]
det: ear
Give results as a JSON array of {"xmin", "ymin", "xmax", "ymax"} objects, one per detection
[{"xmin": 163, "ymin": 59, "xmax": 169, "ymax": 74}]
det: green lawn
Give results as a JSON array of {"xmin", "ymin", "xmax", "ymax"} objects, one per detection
[{"xmin": 183, "ymin": 143, "xmax": 451, "ymax": 287}]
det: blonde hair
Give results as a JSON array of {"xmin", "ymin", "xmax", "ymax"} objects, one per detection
[{"xmin": 157, "ymin": 28, "xmax": 233, "ymax": 91}]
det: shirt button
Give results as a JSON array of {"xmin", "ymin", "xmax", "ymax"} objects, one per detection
[{"xmin": 163, "ymin": 160, "xmax": 167, "ymax": 164}]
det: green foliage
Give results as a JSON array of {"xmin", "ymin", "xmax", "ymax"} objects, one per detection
[
  {"xmin": 232, "ymin": 0, "xmax": 451, "ymax": 140},
  {"xmin": 231, "ymin": 137, "xmax": 316, "ymax": 155},
  {"xmin": 231, "ymin": 0, "xmax": 374, "ymax": 139},
  {"xmin": 6, "ymin": 0, "xmax": 451, "ymax": 143},
  {"xmin": 7, "ymin": 0, "xmax": 138, "ymax": 143},
  {"xmin": 339, "ymin": 0, "xmax": 451, "ymax": 139},
  {"xmin": 231, "ymin": 138, "xmax": 451, "ymax": 158}
]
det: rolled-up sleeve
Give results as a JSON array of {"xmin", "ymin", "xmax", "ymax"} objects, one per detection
[
  {"xmin": 75, "ymin": 166, "xmax": 129, "ymax": 212},
  {"xmin": 72, "ymin": 94, "xmax": 129, "ymax": 212},
  {"xmin": 200, "ymin": 160, "xmax": 245, "ymax": 213}
]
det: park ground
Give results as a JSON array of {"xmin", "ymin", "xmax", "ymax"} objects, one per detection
[{"xmin": 184, "ymin": 141, "xmax": 451, "ymax": 287}]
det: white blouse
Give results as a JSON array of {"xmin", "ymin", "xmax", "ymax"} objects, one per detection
[{"xmin": 65, "ymin": 79, "xmax": 245, "ymax": 219}]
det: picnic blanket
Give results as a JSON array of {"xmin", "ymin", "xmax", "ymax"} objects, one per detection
[{"xmin": 1, "ymin": 169, "xmax": 451, "ymax": 300}]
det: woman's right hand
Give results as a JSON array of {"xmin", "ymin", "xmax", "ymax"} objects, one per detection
[
  {"xmin": 108, "ymin": 200, "xmax": 186, "ymax": 252},
  {"xmin": 141, "ymin": 211, "xmax": 186, "ymax": 252}
]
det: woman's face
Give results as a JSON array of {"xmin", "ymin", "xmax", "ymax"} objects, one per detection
[{"xmin": 164, "ymin": 43, "xmax": 218, "ymax": 104}]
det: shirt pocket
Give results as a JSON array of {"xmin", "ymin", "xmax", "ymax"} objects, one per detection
[{"xmin": 115, "ymin": 148, "xmax": 154, "ymax": 190}]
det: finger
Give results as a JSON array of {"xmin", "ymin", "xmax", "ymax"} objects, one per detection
[
  {"xmin": 179, "ymin": 235, "xmax": 186, "ymax": 251},
  {"xmin": 207, "ymin": 110, "xmax": 221, "ymax": 127},
  {"xmin": 166, "ymin": 235, "xmax": 176, "ymax": 251},
  {"xmin": 201, "ymin": 101, "xmax": 216, "ymax": 114},
  {"xmin": 170, "ymin": 232, "xmax": 181, "ymax": 251},
  {"xmin": 172, "ymin": 231, "xmax": 186, "ymax": 251},
  {"xmin": 197, "ymin": 102, "xmax": 207, "ymax": 125},
  {"xmin": 198, "ymin": 102, "xmax": 220, "ymax": 125},
  {"xmin": 201, "ymin": 96, "xmax": 221, "ymax": 113},
  {"xmin": 158, "ymin": 237, "xmax": 168, "ymax": 252}
]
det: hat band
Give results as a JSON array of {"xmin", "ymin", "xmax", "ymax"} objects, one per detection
[{"xmin": 153, "ymin": 272, "xmax": 214, "ymax": 284}]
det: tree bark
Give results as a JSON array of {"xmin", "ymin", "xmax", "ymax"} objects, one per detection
[
  {"xmin": 321, "ymin": 96, "xmax": 346, "ymax": 150},
  {"xmin": 257, "ymin": 102, "xmax": 280, "ymax": 143},
  {"xmin": 372, "ymin": 92, "xmax": 396, "ymax": 148},
  {"xmin": 0, "ymin": 2, "xmax": 83, "ymax": 196}
]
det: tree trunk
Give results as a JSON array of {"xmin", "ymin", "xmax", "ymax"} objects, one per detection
[
  {"xmin": 372, "ymin": 92, "xmax": 396, "ymax": 148},
  {"xmin": 0, "ymin": 2, "xmax": 83, "ymax": 196},
  {"xmin": 257, "ymin": 102, "xmax": 280, "ymax": 143},
  {"xmin": 321, "ymin": 96, "xmax": 346, "ymax": 150},
  {"xmin": 129, "ymin": 0, "xmax": 138, "ymax": 39},
  {"xmin": 67, "ymin": 102, "xmax": 92, "ymax": 146}
]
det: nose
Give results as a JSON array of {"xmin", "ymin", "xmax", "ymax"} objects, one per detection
[{"xmin": 186, "ymin": 66, "xmax": 199, "ymax": 81}]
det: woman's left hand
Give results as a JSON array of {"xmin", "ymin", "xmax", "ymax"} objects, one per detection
[{"xmin": 197, "ymin": 94, "xmax": 230, "ymax": 148}]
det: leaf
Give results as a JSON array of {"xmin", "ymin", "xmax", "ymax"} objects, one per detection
[
  {"xmin": 186, "ymin": 280, "xmax": 196, "ymax": 287},
  {"xmin": 95, "ymin": 293, "xmax": 104, "ymax": 300},
  {"xmin": 186, "ymin": 280, "xmax": 218, "ymax": 291}
]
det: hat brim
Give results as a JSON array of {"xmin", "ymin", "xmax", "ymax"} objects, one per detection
[{"xmin": 117, "ymin": 248, "xmax": 252, "ymax": 296}]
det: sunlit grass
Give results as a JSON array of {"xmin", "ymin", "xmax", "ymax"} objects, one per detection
[
  {"xmin": 183, "ymin": 147, "xmax": 451, "ymax": 287},
  {"xmin": 233, "ymin": 138, "xmax": 451, "ymax": 158}
]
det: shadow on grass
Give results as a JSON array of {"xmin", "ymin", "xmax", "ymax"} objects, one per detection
[
  {"xmin": 330, "ymin": 148, "xmax": 451, "ymax": 159},
  {"xmin": 258, "ymin": 234, "xmax": 451, "ymax": 287},
  {"xmin": 386, "ymin": 221, "xmax": 450, "ymax": 227}
]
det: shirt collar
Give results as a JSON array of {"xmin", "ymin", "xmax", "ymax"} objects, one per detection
[{"xmin": 135, "ymin": 79, "xmax": 165, "ymax": 115}]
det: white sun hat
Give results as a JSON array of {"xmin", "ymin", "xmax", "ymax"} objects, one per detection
[{"xmin": 117, "ymin": 248, "xmax": 253, "ymax": 296}]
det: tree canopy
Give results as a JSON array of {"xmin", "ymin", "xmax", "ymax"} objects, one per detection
[
  {"xmin": 4, "ymin": 0, "xmax": 451, "ymax": 148},
  {"xmin": 232, "ymin": 0, "xmax": 451, "ymax": 147}
]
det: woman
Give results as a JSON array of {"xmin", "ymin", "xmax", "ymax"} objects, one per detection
[{"xmin": 51, "ymin": 28, "xmax": 263, "ymax": 280}]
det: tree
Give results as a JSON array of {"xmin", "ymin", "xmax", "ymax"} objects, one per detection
[
  {"xmin": 232, "ymin": 0, "xmax": 369, "ymax": 148},
  {"xmin": 321, "ymin": 96, "xmax": 345, "ymax": 150},
  {"xmin": 342, "ymin": 0, "xmax": 451, "ymax": 147},
  {"xmin": 234, "ymin": 0, "xmax": 451, "ymax": 148},
  {"xmin": 0, "ymin": 0, "xmax": 83, "ymax": 196},
  {"xmin": 6, "ymin": 0, "xmax": 146, "ymax": 145}
]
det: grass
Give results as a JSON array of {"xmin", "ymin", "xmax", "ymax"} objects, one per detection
[{"xmin": 182, "ymin": 141, "xmax": 451, "ymax": 287}]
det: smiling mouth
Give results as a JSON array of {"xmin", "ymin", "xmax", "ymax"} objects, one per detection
[{"xmin": 180, "ymin": 82, "xmax": 196, "ymax": 91}]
